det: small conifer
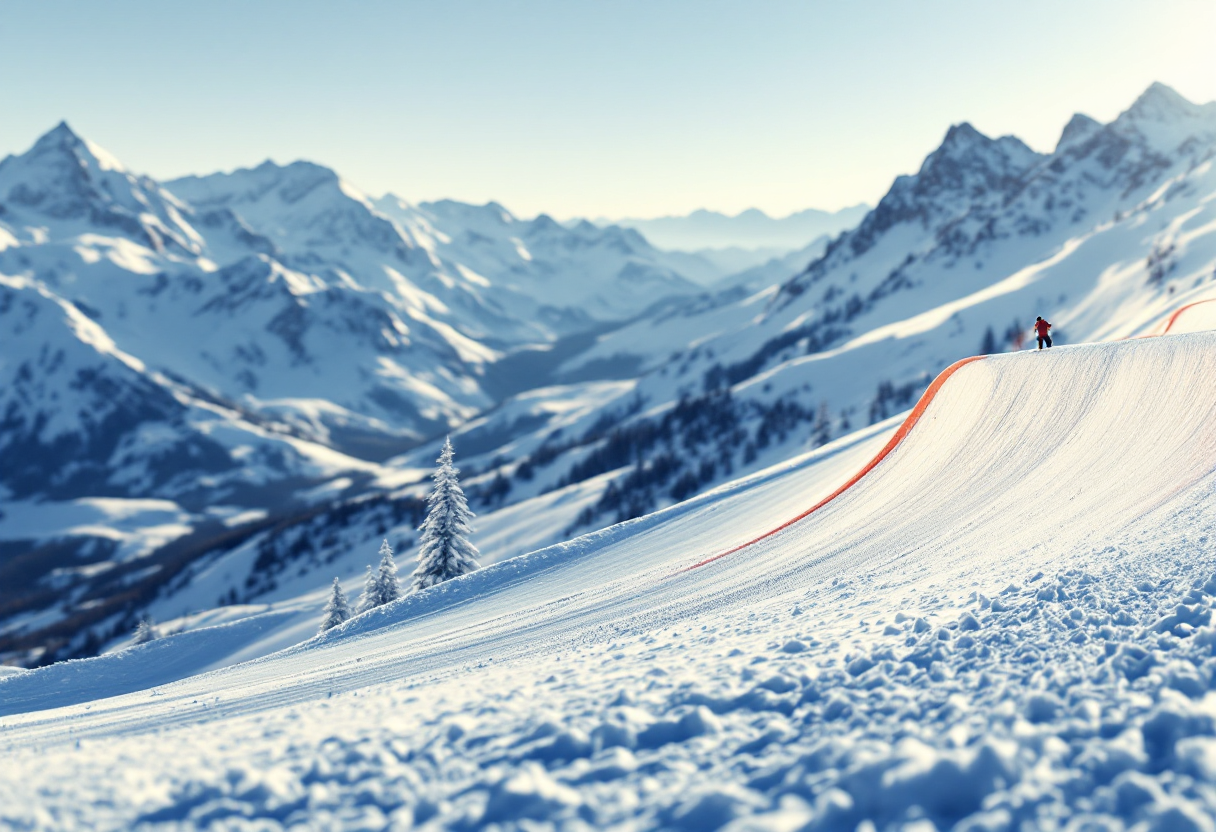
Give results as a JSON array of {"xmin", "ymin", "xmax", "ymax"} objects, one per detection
[
  {"xmin": 412, "ymin": 437, "xmax": 481, "ymax": 591},
  {"xmin": 319, "ymin": 577, "xmax": 352, "ymax": 633},
  {"xmin": 132, "ymin": 616, "xmax": 157, "ymax": 645},
  {"xmin": 374, "ymin": 539, "xmax": 400, "ymax": 605},
  {"xmin": 355, "ymin": 565, "xmax": 379, "ymax": 614}
]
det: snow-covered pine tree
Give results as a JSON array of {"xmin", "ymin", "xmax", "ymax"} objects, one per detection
[
  {"xmin": 374, "ymin": 539, "xmax": 400, "ymax": 605},
  {"xmin": 354, "ymin": 564, "xmax": 379, "ymax": 614},
  {"xmin": 812, "ymin": 402, "xmax": 831, "ymax": 447},
  {"xmin": 132, "ymin": 616, "xmax": 157, "ymax": 645},
  {"xmin": 980, "ymin": 326, "xmax": 999, "ymax": 355},
  {"xmin": 412, "ymin": 437, "xmax": 481, "ymax": 591},
  {"xmin": 318, "ymin": 577, "xmax": 352, "ymax": 633}
]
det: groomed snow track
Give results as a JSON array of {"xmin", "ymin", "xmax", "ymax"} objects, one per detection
[{"xmin": 5, "ymin": 331, "xmax": 1216, "ymax": 732}]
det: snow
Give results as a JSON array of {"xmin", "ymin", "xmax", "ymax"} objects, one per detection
[
  {"xmin": 5, "ymin": 334, "xmax": 1216, "ymax": 829},
  {"xmin": 0, "ymin": 497, "xmax": 186, "ymax": 537},
  {"xmin": 6, "ymin": 83, "xmax": 1216, "ymax": 828},
  {"xmin": 372, "ymin": 195, "xmax": 709, "ymax": 323}
]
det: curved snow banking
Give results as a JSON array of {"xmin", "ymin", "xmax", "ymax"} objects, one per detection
[{"xmin": 685, "ymin": 355, "xmax": 986, "ymax": 571}]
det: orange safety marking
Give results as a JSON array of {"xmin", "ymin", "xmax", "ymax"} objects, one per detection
[
  {"xmin": 1158, "ymin": 299, "xmax": 1216, "ymax": 336},
  {"xmin": 681, "ymin": 354, "xmax": 987, "ymax": 572}
]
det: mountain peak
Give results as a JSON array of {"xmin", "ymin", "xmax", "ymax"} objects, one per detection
[
  {"xmin": 37, "ymin": 120, "xmax": 81, "ymax": 146},
  {"xmin": 254, "ymin": 159, "xmax": 341, "ymax": 188},
  {"xmin": 24, "ymin": 120, "xmax": 126, "ymax": 173},
  {"xmin": 1122, "ymin": 82, "xmax": 1202, "ymax": 123},
  {"xmin": 941, "ymin": 121, "xmax": 984, "ymax": 145},
  {"xmin": 1055, "ymin": 113, "xmax": 1103, "ymax": 153},
  {"xmin": 920, "ymin": 122, "xmax": 1039, "ymax": 176},
  {"xmin": 529, "ymin": 213, "xmax": 562, "ymax": 233}
]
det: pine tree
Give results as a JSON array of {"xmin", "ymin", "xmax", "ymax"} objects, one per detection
[
  {"xmin": 980, "ymin": 326, "xmax": 998, "ymax": 355},
  {"xmin": 812, "ymin": 402, "xmax": 832, "ymax": 447},
  {"xmin": 132, "ymin": 616, "xmax": 157, "ymax": 645},
  {"xmin": 318, "ymin": 577, "xmax": 352, "ymax": 633},
  {"xmin": 373, "ymin": 539, "xmax": 400, "ymax": 605},
  {"xmin": 412, "ymin": 437, "xmax": 481, "ymax": 591},
  {"xmin": 354, "ymin": 564, "xmax": 379, "ymax": 614}
]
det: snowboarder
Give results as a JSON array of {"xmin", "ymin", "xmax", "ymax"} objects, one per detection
[{"xmin": 1033, "ymin": 317, "xmax": 1052, "ymax": 350}]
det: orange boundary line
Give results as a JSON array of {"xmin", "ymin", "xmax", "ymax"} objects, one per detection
[
  {"xmin": 681, "ymin": 354, "xmax": 987, "ymax": 572},
  {"xmin": 1158, "ymin": 299, "xmax": 1216, "ymax": 337}
]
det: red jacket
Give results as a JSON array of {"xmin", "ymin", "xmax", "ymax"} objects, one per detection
[{"xmin": 1035, "ymin": 319, "xmax": 1051, "ymax": 337}]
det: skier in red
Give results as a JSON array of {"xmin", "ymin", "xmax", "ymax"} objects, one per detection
[{"xmin": 1033, "ymin": 316, "xmax": 1052, "ymax": 350}]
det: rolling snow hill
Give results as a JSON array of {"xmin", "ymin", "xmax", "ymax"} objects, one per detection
[{"xmin": 4, "ymin": 330, "xmax": 1216, "ymax": 830}]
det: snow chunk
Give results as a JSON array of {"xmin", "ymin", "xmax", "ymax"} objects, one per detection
[{"xmin": 481, "ymin": 763, "xmax": 580, "ymax": 823}]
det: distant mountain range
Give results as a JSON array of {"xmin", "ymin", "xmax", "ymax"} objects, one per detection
[
  {"xmin": 3, "ymin": 82, "xmax": 1216, "ymax": 670},
  {"xmin": 594, "ymin": 204, "xmax": 871, "ymax": 251}
]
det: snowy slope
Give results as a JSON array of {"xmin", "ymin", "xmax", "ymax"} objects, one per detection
[
  {"xmin": 53, "ymin": 414, "xmax": 899, "ymax": 689},
  {"xmin": 4, "ymin": 332, "xmax": 1216, "ymax": 830}
]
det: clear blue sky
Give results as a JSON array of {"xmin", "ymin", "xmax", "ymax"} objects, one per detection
[{"xmin": 1, "ymin": 1, "xmax": 1213, "ymax": 219}]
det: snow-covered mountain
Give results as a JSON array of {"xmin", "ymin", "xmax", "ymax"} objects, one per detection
[
  {"xmin": 0, "ymin": 124, "xmax": 504, "ymax": 454},
  {"xmin": 0, "ymin": 125, "xmax": 716, "ymax": 665},
  {"xmin": 4, "ymin": 82, "xmax": 1216, "ymax": 671},
  {"xmin": 0, "ymin": 122, "xmax": 202, "ymax": 256},
  {"xmin": 371, "ymin": 195, "xmax": 711, "ymax": 318},
  {"xmin": 0, "ymin": 123, "xmax": 719, "ymax": 474}
]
